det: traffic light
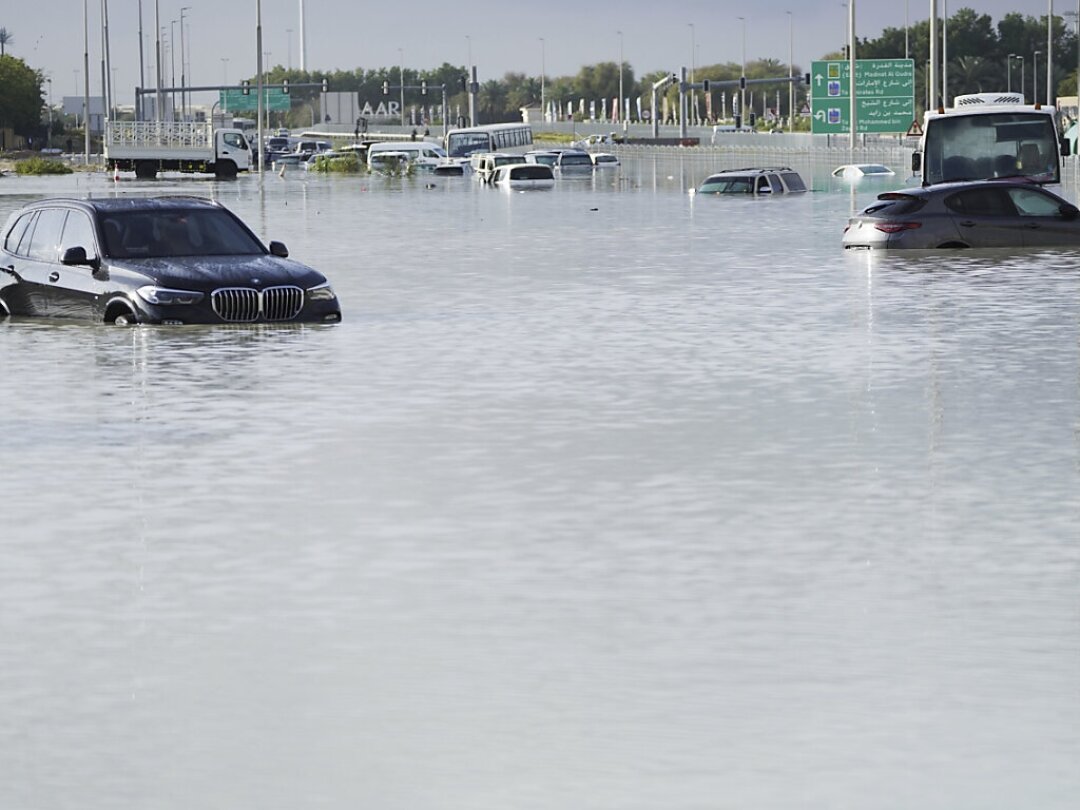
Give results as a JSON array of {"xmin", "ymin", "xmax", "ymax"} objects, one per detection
[
  {"xmin": 241, "ymin": 79, "xmax": 250, "ymax": 96},
  {"xmin": 281, "ymin": 78, "xmax": 289, "ymax": 95},
  {"xmin": 734, "ymin": 114, "xmax": 742, "ymax": 128},
  {"xmin": 421, "ymin": 80, "xmax": 427, "ymax": 95},
  {"xmin": 804, "ymin": 72, "xmax": 811, "ymax": 85},
  {"xmin": 382, "ymin": 81, "xmax": 389, "ymax": 95},
  {"xmin": 739, "ymin": 76, "xmax": 746, "ymax": 90},
  {"xmin": 749, "ymin": 112, "xmax": 756, "ymax": 127},
  {"xmin": 702, "ymin": 79, "xmax": 710, "ymax": 93},
  {"xmin": 321, "ymin": 77, "xmax": 328, "ymax": 93}
]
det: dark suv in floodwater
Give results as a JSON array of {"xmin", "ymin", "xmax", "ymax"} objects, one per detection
[{"xmin": 0, "ymin": 196, "xmax": 341, "ymax": 325}]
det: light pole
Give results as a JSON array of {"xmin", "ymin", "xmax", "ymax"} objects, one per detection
[
  {"xmin": 1034, "ymin": 50, "xmax": 1041, "ymax": 103},
  {"xmin": 738, "ymin": 16, "xmax": 746, "ymax": 124},
  {"xmin": 221, "ymin": 57, "xmax": 229, "ymax": 113},
  {"xmin": 540, "ymin": 37, "xmax": 545, "ymax": 122},
  {"xmin": 46, "ymin": 77, "xmax": 53, "ymax": 144},
  {"xmin": 942, "ymin": 0, "xmax": 948, "ymax": 107},
  {"xmin": 787, "ymin": 11, "xmax": 794, "ymax": 129},
  {"xmin": 688, "ymin": 23, "xmax": 695, "ymax": 125},
  {"xmin": 257, "ymin": 0, "xmax": 264, "ymax": 176},
  {"xmin": 617, "ymin": 30, "xmax": 624, "ymax": 130},
  {"xmin": 398, "ymin": 48, "xmax": 405, "ymax": 127},
  {"xmin": 154, "ymin": 0, "xmax": 162, "ymax": 122},
  {"xmin": 1007, "ymin": 53, "xmax": 1014, "ymax": 93},
  {"xmin": 170, "ymin": 19, "xmax": 177, "ymax": 120},
  {"xmin": 905, "ymin": 0, "xmax": 909, "ymax": 59},
  {"xmin": 137, "ymin": 0, "xmax": 145, "ymax": 119},
  {"xmin": 299, "ymin": 0, "xmax": 306, "ymax": 71},
  {"xmin": 286, "ymin": 28, "xmax": 292, "ymax": 69},
  {"xmin": 1019, "ymin": 55, "xmax": 1025, "ymax": 101},
  {"xmin": 179, "ymin": 7, "xmax": 189, "ymax": 120},
  {"xmin": 1048, "ymin": 0, "xmax": 1054, "ymax": 107},
  {"xmin": 83, "ymin": 0, "xmax": 90, "ymax": 162}
]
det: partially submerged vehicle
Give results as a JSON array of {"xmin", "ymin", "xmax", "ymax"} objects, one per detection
[
  {"xmin": 832, "ymin": 163, "xmax": 895, "ymax": 179},
  {"xmin": 696, "ymin": 167, "xmax": 807, "ymax": 195},
  {"xmin": 492, "ymin": 163, "xmax": 555, "ymax": 189},
  {"xmin": 842, "ymin": 180, "xmax": 1080, "ymax": 249}
]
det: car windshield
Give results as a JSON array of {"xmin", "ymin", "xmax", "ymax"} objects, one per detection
[
  {"xmin": 699, "ymin": 176, "xmax": 754, "ymax": 194},
  {"xmin": 101, "ymin": 208, "xmax": 265, "ymax": 258}
]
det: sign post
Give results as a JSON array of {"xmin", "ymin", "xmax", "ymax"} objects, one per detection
[{"xmin": 810, "ymin": 58, "xmax": 914, "ymax": 135}]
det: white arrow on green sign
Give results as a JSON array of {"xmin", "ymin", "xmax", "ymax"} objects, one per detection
[{"xmin": 810, "ymin": 58, "xmax": 914, "ymax": 134}]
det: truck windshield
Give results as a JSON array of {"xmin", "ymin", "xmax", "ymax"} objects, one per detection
[{"xmin": 923, "ymin": 112, "xmax": 1059, "ymax": 185}]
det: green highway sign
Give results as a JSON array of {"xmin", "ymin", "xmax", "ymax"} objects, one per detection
[
  {"xmin": 219, "ymin": 88, "xmax": 291, "ymax": 113},
  {"xmin": 810, "ymin": 59, "xmax": 915, "ymax": 134}
]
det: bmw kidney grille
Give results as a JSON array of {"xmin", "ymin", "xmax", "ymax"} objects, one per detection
[{"xmin": 211, "ymin": 286, "xmax": 304, "ymax": 322}]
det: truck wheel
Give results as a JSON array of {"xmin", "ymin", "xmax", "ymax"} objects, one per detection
[
  {"xmin": 135, "ymin": 161, "xmax": 157, "ymax": 179},
  {"xmin": 214, "ymin": 160, "xmax": 237, "ymax": 179}
]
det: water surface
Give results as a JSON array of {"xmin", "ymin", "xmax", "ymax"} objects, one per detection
[{"xmin": 1, "ymin": 153, "xmax": 1078, "ymax": 809}]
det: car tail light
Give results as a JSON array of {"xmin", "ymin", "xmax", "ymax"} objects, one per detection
[{"xmin": 874, "ymin": 222, "xmax": 923, "ymax": 233}]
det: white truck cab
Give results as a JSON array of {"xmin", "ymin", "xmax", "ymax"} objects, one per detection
[{"xmin": 912, "ymin": 93, "xmax": 1070, "ymax": 188}]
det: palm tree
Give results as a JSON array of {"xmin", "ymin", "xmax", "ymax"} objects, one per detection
[{"xmin": 0, "ymin": 27, "xmax": 12, "ymax": 56}]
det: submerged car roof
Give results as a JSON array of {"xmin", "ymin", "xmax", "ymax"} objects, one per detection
[
  {"xmin": 873, "ymin": 178, "xmax": 1045, "ymax": 199},
  {"xmin": 15, "ymin": 196, "xmax": 225, "ymax": 215}
]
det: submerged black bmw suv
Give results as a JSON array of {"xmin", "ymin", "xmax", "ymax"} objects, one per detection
[{"xmin": 0, "ymin": 196, "xmax": 341, "ymax": 325}]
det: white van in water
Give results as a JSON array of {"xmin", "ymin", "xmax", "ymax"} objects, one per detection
[{"xmin": 366, "ymin": 141, "xmax": 448, "ymax": 171}]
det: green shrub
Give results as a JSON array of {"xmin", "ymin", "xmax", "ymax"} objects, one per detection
[
  {"xmin": 309, "ymin": 152, "xmax": 363, "ymax": 173},
  {"xmin": 15, "ymin": 156, "xmax": 73, "ymax": 175}
]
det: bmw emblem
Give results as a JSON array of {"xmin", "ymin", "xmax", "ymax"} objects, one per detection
[{"xmin": 251, "ymin": 278, "xmax": 261, "ymax": 285}]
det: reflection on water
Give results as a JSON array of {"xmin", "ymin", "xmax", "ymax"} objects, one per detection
[{"xmin": 1, "ymin": 154, "xmax": 1079, "ymax": 809}]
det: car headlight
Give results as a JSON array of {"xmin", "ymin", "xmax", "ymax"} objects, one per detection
[
  {"xmin": 136, "ymin": 286, "xmax": 205, "ymax": 306},
  {"xmin": 307, "ymin": 281, "xmax": 337, "ymax": 301}
]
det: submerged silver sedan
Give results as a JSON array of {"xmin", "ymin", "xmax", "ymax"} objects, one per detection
[{"xmin": 842, "ymin": 180, "xmax": 1080, "ymax": 249}]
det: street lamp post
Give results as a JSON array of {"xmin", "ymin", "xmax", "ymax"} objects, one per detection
[
  {"xmin": 154, "ymin": 0, "xmax": 162, "ymax": 122},
  {"xmin": 617, "ymin": 30, "xmax": 624, "ymax": 131},
  {"xmin": 787, "ymin": 11, "xmax": 794, "ymax": 130},
  {"xmin": 1034, "ymin": 50, "xmax": 1041, "ymax": 103},
  {"xmin": 688, "ymin": 23, "xmax": 695, "ymax": 125},
  {"xmin": 286, "ymin": 28, "xmax": 292, "ymax": 70},
  {"xmin": 170, "ymin": 19, "xmax": 177, "ymax": 120},
  {"xmin": 1048, "ymin": 0, "xmax": 1054, "ymax": 107},
  {"xmin": 1007, "ymin": 53, "xmax": 1014, "ymax": 92},
  {"xmin": 398, "ymin": 48, "xmax": 405, "ymax": 127},
  {"xmin": 1019, "ymin": 55, "xmax": 1025, "ymax": 101},
  {"xmin": 179, "ymin": 7, "xmax": 189, "ymax": 120},
  {"xmin": 137, "ymin": 0, "xmax": 145, "ymax": 119},
  {"xmin": 540, "ymin": 38, "xmax": 545, "ymax": 122},
  {"xmin": 738, "ymin": 16, "xmax": 746, "ymax": 125},
  {"xmin": 221, "ymin": 57, "xmax": 229, "ymax": 114}
]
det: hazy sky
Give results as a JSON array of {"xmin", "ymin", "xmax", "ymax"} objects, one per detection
[{"xmin": 4, "ymin": 0, "xmax": 1053, "ymax": 105}]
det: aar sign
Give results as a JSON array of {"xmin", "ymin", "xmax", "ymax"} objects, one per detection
[{"xmin": 810, "ymin": 59, "xmax": 915, "ymax": 134}]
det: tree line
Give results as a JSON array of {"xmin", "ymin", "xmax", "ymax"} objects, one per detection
[{"xmin": 2, "ymin": 9, "xmax": 1079, "ymax": 145}]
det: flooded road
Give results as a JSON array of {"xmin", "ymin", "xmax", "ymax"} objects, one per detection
[{"xmin": 2, "ymin": 152, "xmax": 1079, "ymax": 809}]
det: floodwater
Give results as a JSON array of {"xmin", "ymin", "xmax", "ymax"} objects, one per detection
[{"xmin": 2, "ymin": 150, "xmax": 1079, "ymax": 809}]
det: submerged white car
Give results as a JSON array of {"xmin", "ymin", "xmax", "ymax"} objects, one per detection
[
  {"xmin": 832, "ymin": 163, "xmax": 896, "ymax": 179},
  {"xmin": 492, "ymin": 163, "xmax": 555, "ymax": 190}
]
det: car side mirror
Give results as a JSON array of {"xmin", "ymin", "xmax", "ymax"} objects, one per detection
[
  {"xmin": 61, "ymin": 246, "xmax": 99, "ymax": 269},
  {"xmin": 268, "ymin": 241, "xmax": 289, "ymax": 258},
  {"xmin": 1061, "ymin": 203, "xmax": 1079, "ymax": 221},
  {"xmin": 911, "ymin": 152, "xmax": 922, "ymax": 173}
]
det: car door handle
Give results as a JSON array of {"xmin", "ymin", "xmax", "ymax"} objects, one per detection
[
  {"xmin": 48, "ymin": 271, "xmax": 60, "ymax": 283},
  {"xmin": 1024, "ymin": 222, "xmax": 1041, "ymax": 229},
  {"xmin": 959, "ymin": 220, "xmax": 976, "ymax": 227}
]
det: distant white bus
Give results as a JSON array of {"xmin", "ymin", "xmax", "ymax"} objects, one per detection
[{"xmin": 444, "ymin": 123, "xmax": 533, "ymax": 159}]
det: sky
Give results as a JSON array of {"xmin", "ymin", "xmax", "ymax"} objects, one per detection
[{"xmin": 3, "ymin": 0, "xmax": 1057, "ymax": 106}]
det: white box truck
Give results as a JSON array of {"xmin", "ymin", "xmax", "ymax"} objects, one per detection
[{"xmin": 104, "ymin": 120, "xmax": 252, "ymax": 179}]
